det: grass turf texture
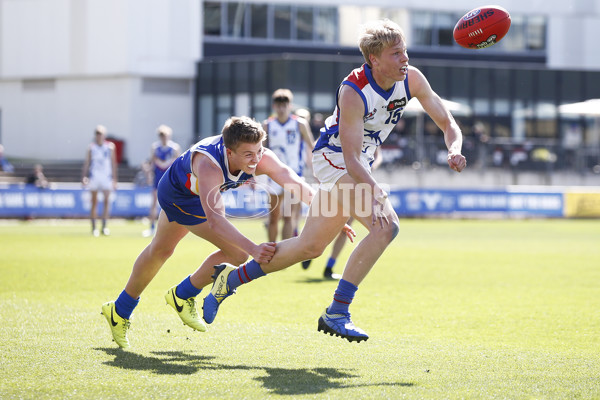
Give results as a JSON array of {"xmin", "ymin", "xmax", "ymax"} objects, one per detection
[{"xmin": 0, "ymin": 218, "xmax": 599, "ymax": 399}]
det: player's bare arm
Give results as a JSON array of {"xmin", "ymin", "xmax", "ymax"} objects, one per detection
[
  {"xmin": 338, "ymin": 85, "xmax": 389, "ymax": 226},
  {"xmin": 255, "ymin": 148, "xmax": 315, "ymax": 206},
  {"xmin": 194, "ymin": 153, "xmax": 275, "ymax": 263},
  {"xmin": 109, "ymin": 142, "xmax": 118, "ymax": 188},
  {"xmin": 408, "ymin": 67, "xmax": 467, "ymax": 172},
  {"xmin": 81, "ymin": 146, "xmax": 91, "ymax": 185}
]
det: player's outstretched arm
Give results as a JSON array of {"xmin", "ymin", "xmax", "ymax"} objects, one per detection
[
  {"xmin": 256, "ymin": 148, "xmax": 315, "ymax": 206},
  {"xmin": 195, "ymin": 154, "xmax": 275, "ymax": 263},
  {"xmin": 408, "ymin": 67, "xmax": 467, "ymax": 173}
]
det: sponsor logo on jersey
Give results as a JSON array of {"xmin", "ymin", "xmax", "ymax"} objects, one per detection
[{"xmin": 386, "ymin": 98, "xmax": 407, "ymax": 111}]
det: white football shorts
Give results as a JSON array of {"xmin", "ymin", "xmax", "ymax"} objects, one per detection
[
  {"xmin": 312, "ymin": 150, "xmax": 372, "ymax": 192},
  {"xmin": 88, "ymin": 174, "xmax": 113, "ymax": 191}
]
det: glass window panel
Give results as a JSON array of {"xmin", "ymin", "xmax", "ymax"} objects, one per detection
[
  {"xmin": 561, "ymin": 71, "xmax": 583, "ymax": 102},
  {"xmin": 288, "ymin": 60, "xmax": 310, "ymax": 92},
  {"xmin": 450, "ymin": 68, "xmax": 471, "ymax": 100},
  {"xmin": 412, "ymin": 11, "xmax": 433, "ymax": 46},
  {"xmin": 199, "ymin": 95, "xmax": 214, "ymax": 137},
  {"xmin": 234, "ymin": 93, "xmax": 251, "ymax": 116},
  {"xmin": 515, "ymin": 69, "xmax": 534, "ymax": 105},
  {"xmin": 313, "ymin": 92, "xmax": 334, "ymax": 111},
  {"xmin": 252, "ymin": 61, "xmax": 268, "ymax": 93},
  {"xmin": 526, "ymin": 16, "xmax": 546, "ymax": 50},
  {"xmin": 198, "ymin": 63, "xmax": 214, "ymax": 95},
  {"xmin": 217, "ymin": 94, "xmax": 231, "ymax": 109},
  {"xmin": 254, "ymin": 93, "xmax": 271, "ymax": 110},
  {"xmin": 296, "ymin": 7, "xmax": 313, "ymax": 41},
  {"xmin": 315, "ymin": 7, "xmax": 337, "ymax": 43},
  {"xmin": 500, "ymin": 15, "xmax": 525, "ymax": 51},
  {"xmin": 216, "ymin": 62, "xmax": 232, "ymax": 93},
  {"xmin": 274, "ymin": 5, "xmax": 291, "ymax": 40},
  {"xmin": 426, "ymin": 66, "xmax": 447, "ymax": 97},
  {"xmin": 314, "ymin": 61, "xmax": 336, "ymax": 93},
  {"xmin": 436, "ymin": 13, "xmax": 455, "ymax": 46},
  {"xmin": 537, "ymin": 70, "xmax": 556, "ymax": 103},
  {"xmin": 203, "ymin": 2, "xmax": 221, "ymax": 36},
  {"xmin": 234, "ymin": 62, "xmax": 249, "ymax": 92},
  {"xmin": 493, "ymin": 99, "xmax": 511, "ymax": 116},
  {"xmin": 585, "ymin": 72, "xmax": 600, "ymax": 100},
  {"xmin": 227, "ymin": 3, "xmax": 247, "ymax": 38},
  {"xmin": 250, "ymin": 4, "xmax": 267, "ymax": 39}
]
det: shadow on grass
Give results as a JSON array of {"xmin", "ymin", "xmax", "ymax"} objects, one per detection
[{"xmin": 94, "ymin": 348, "xmax": 414, "ymax": 395}]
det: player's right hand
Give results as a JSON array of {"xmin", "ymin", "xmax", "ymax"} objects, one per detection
[{"xmin": 253, "ymin": 242, "xmax": 276, "ymax": 264}]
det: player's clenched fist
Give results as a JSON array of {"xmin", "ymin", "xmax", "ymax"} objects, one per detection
[
  {"xmin": 447, "ymin": 153, "xmax": 467, "ymax": 173},
  {"xmin": 253, "ymin": 242, "xmax": 276, "ymax": 264}
]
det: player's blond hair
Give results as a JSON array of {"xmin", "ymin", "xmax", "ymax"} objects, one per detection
[
  {"xmin": 358, "ymin": 19, "xmax": 406, "ymax": 67},
  {"xmin": 222, "ymin": 116, "xmax": 266, "ymax": 150},
  {"xmin": 95, "ymin": 125, "xmax": 107, "ymax": 135},
  {"xmin": 271, "ymin": 88, "xmax": 293, "ymax": 104},
  {"xmin": 157, "ymin": 124, "xmax": 173, "ymax": 137}
]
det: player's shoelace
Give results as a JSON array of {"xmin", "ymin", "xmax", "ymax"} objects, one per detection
[{"xmin": 185, "ymin": 298, "xmax": 199, "ymax": 317}]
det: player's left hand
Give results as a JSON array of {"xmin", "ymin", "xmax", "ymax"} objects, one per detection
[
  {"xmin": 447, "ymin": 152, "xmax": 467, "ymax": 172},
  {"xmin": 342, "ymin": 224, "xmax": 356, "ymax": 243}
]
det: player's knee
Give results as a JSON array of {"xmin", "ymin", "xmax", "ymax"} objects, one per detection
[
  {"xmin": 300, "ymin": 239, "xmax": 326, "ymax": 260},
  {"xmin": 373, "ymin": 221, "xmax": 399, "ymax": 244},
  {"xmin": 150, "ymin": 244, "xmax": 175, "ymax": 261},
  {"xmin": 227, "ymin": 249, "xmax": 249, "ymax": 265}
]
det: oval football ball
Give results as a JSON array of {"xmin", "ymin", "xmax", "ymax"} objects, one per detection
[{"xmin": 453, "ymin": 5, "xmax": 511, "ymax": 49}]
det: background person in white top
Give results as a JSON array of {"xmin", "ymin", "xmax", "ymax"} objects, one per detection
[
  {"xmin": 82, "ymin": 125, "xmax": 117, "ymax": 236},
  {"xmin": 262, "ymin": 89, "xmax": 315, "ymax": 242}
]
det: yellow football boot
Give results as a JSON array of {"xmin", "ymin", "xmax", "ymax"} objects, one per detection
[
  {"xmin": 165, "ymin": 286, "xmax": 207, "ymax": 332},
  {"xmin": 101, "ymin": 301, "xmax": 131, "ymax": 349}
]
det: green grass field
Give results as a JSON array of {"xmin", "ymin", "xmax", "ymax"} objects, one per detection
[{"xmin": 1, "ymin": 218, "xmax": 599, "ymax": 399}]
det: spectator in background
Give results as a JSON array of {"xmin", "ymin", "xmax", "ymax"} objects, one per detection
[
  {"xmin": 0, "ymin": 144, "xmax": 15, "ymax": 173},
  {"xmin": 144, "ymin": 125, "xmax": 181, "ymax": 237},
  {"xmin": 82, "ymin": 125, "xmax": 117, "ymax": 237},
  {"xmin": 26, "ymin": 163, "xmax": 49, "ymax": 189}
]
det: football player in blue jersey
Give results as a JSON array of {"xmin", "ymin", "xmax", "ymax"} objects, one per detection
[
  {"xmin": 101, "ymin": 116, "xmax": 354, "ymax": 348},
  {"xmin": 202, "ymin": 19, "xmax": 466, "ymax": 343}
]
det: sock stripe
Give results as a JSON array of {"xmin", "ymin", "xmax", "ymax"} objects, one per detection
[
  {"xmin": 241, "ymin": 265, "xmax": 251, "ymax": 282},
  {"xmin": 333, "ymin": 296, "xmax": 350, "ymax": 305}
]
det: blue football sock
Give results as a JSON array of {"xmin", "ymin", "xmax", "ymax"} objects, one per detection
[
  {"xmin": 114, "ymin": 290, "xmax": 139, "ymax": 320},
  {"xmin": 327, "ymin": 279, "xmax": 358, "ymax": 315},
  {"xmin": 175, "ymin": 275, "xmax": 202, "ymax": 299},
  {"xmin": 227, "ymin": 260, "xmax": 266, "ymax": 290},
  {"xmin": 325, "ymin": 257, "xmax": 336, "ymax": 270}
]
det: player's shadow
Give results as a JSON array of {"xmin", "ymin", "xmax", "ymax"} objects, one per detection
[
  {"xmin": 255, "ymin": 367, "xmax": 414, "ymax": 395},
  {"xmin": 94, "ymin": 348, "xmax": 414, "ymax": 395}
]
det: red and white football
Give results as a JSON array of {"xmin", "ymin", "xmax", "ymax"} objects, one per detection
[{"xmin": 453, "ymin": 5, "xmax": 511, "ymax": 49}]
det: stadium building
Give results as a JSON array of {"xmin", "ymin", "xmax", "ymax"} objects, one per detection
[{"xmin": 0, "ymin": 0, "xmax": 599, "ymax": 180}]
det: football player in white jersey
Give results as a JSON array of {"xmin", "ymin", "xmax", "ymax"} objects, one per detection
[
  {"xmin": 262, "ymin": 89, "xmax": 315, "ymax": 243},
  {"xmin": 82, "ymin": 125, "xmax": 117, "ymax": 236},
  {"xmin": 203, "ymin": 19, "xmax": 466, "ymax": 342}
]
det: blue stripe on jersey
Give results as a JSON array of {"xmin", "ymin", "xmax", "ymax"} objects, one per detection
[
  {"xmin": 404, "ymin": 76, "xmax": 411, "ymax": 101},
  {"xmin": 364, "ymin": 64, "xmax": 396, "ymax": 100},
  {"xmin": 342, "ymin": 81, "xmax": 368, "ymax": 117}
]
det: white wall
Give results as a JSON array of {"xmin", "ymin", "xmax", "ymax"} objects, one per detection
[{"xmin": 0, "ymin": 0, "xmax": 200, "ymax": 166}]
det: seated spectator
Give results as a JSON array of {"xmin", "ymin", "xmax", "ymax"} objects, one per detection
[{"xmin": 26, "ymin": 164, "xmax": 49, "ymax": 188}]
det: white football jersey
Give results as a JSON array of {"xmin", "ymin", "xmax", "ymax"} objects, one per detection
[
  {"xmin": 265, "ymin": 115, "xmax": 305, "ymax": 176},
  {"xmin": 89, "ymin": 142, "xmax": 113, "ymax": 179},
  {"xmin": 314, "ymin": 63, "xmax": 411, "ymax": 163}
]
